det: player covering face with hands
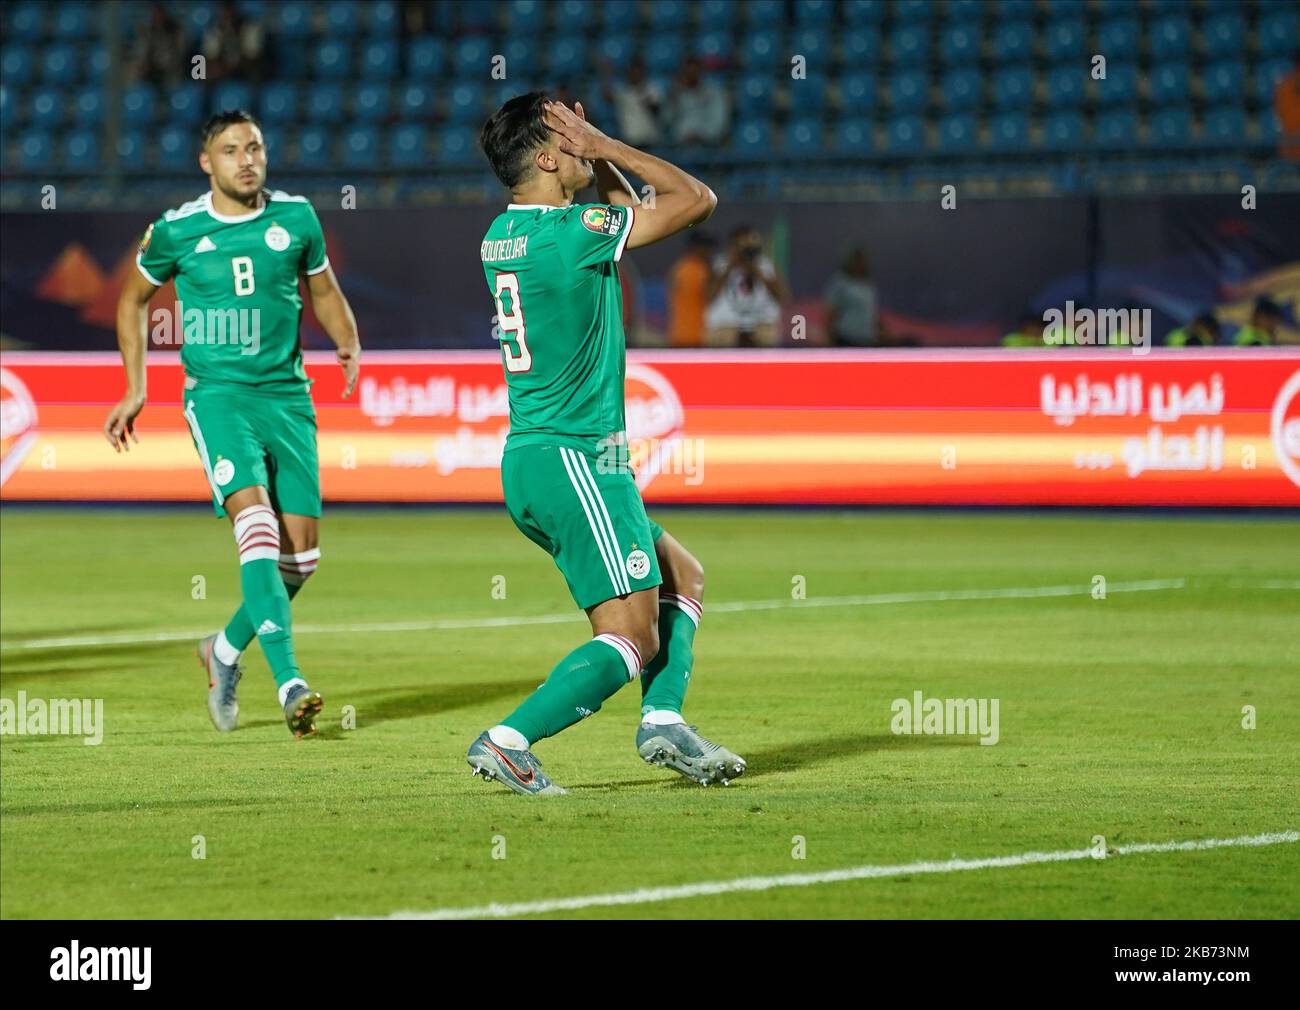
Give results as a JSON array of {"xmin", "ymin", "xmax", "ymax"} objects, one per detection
[
  {"xmin": 104, "ymin": 110, "xmax": 361, "ymax": 739},
  {"xmin": 468, "ymin": 93, "xmax": 747, "ymax": 794}
]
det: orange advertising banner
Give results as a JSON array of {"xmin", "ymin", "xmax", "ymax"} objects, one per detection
[{"xmin": 2, "ymin": 350, "xmax": 1298, "ymax": 506}]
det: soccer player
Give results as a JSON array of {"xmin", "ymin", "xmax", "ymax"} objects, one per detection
[
  {"xmin": 103, "ymin": 110, "xmax": 361, "ymax": 739},
  {"xmin": 468, "ymin": 94, "xmax": 745, "ymax": 795}
]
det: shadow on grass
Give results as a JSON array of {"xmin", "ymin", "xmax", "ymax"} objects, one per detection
[
  {"xmin": 744, "ymin": 731, "xmax": 970, "ymax": 777},
  {"xmin": 1, "ymin": 641, "xmax": 185, "ymax": 678}
]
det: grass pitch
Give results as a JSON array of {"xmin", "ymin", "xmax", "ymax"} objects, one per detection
[{"xmin": 1, "ymin": 507, "xmax": 1297, "ymax": 919}]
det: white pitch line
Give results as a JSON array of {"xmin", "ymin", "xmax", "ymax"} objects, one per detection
[
  {"xmin": 0, "ymin": 579, "xmax": 1190, "ymax": 652},
  {"xmin": 370, "ymin": 830, "xmax": 1299, "ymax": 920}
]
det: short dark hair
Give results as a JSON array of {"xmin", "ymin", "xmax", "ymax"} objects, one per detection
[
  {"xmin": 480, "ymin": 92, "xmax": 552, "ymax": 189},
  {"xmin": 200, "ymin": 109, "xmax": 262, "ymax": 147}
]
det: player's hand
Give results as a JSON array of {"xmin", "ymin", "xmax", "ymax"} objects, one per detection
[
  {"xmin": 104, "ymin": 394, "xmax": 145, "ymax": 453},
  {"xmin": 337, "ymin": 342, "xmax": 361, "ymax": 398},
  {"xmin": 543, "ymin": 101, "xmax": 612, "ymax": 161}
]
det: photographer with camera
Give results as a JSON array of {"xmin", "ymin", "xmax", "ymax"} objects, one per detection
[{"xmin": 704, "ymin": 225, "xmax": 788, "ymax": 347}]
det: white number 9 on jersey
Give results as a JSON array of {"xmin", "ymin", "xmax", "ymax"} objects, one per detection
[{"xmin": 492, "ymin": 272, "xmax": 531, "ymax": 373}]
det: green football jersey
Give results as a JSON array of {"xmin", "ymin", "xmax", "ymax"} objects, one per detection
[
  {"xmin": 136, "ymin": 189, "xmax": 329, "ymax": 389},
  {"xmin": 480, "ymin": 201, "xmax": 634, "ymax": 455}
]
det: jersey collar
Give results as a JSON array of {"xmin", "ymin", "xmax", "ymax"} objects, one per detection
[
  {"xmin": 506, "ymin": 203, "xmax": 563, "ymax": 212},
  {"xmin": 205, "ymin": 190, "xmax": 268, "ymax": 223}
]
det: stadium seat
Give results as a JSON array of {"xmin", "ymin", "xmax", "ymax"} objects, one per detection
[
  {"xmin": 507, "ymin": 0, "xmax": 546, "ymax": 35},
  {"xmin": 548, "ymin": 39, "xmax": 582, "ymax": 79},
  {"xmin": 157, "ymin": 126, "xmax": 192, "ymax": 171},
  {"xmin": 1147, "ymin": 106, "xmax": 1192, "ymax": 149},
  {"xmin": 1094, "ymin": 108, "xmax": 1138, "ymax": 149},
  {"xmin": 407, "ymin": 38, "xmax": 444, "ymax": 78},
  {"xmin": 1040, "ymin": 110, "xmax": 1085, "ymax": 151},
  {"xmin": 390, "ymin": 124, "xmax": 429, "ymax": 168},
  {"xmin": 1201, "ymin": 106, "xmax": 1245, "ymax": 146},
  {"xmin": 87, "ymin": 48, "xmax": 109, "ymax": 81},
  {"xmin": 987, "ymin": 111, "xmax": 1029, "ymax": 151},
  {"xmin": 260, "ymin": 83, "xmax": 298, "ymax": 125},
  {"xmin": 72, "ymin": 86, "xmax": 102, "ymax": 126},
  {"xmin": 992, "ymin": 0, "xmax": 1034, "ymax": 18},
  {"xmin": 601, "ymin": 0, "xmax": 638, "ymax": 33},
  {"xmin": 894, "ymin": 0, "xmax": 932, "ymax": 24},
  {"xmin": 839, "ymin": 71, "xmax": 876, "ymax": 110},
  {"xmin": 939, "ymin": 24, "xmax": 980, "ymax": 66},
  {"xmin": 843, "ymin": 0, "xmax": 885, "ymax": 26},
  {"xmin": 937, "ymin": 113, "xmax": 977, "ymax": 152},
  {"xmin": 695, "ymin": 31, "xmax": 729, "ymax": 63},
  {"xmin": 314, "ymin": 41, "xmax": 352, "ymax": 79},
  {"xmin": 295, "ymin": 126, "xmax": 329, "ymax": 166},
  {"xmin": 361, "ymin": 40, "xmax": 400, "ymax": 81},
  {"xmin": 789, "ymin": 75, "xmax": 829, "ymax": 116},
  {"xmin": 785, "ymin": 119, "xmax": 822, "ymax": 157},
  {"xmin": 438, "ymin": 125, "xmax": 479, "ymax": 167},
  {"xmin": 993, "ymin": 68, "xmax": 1034, "ymax": 110},
  {"xmin": 1148, "ymin": 17, "xmax": 1191, "ymax": 61},
  {"xmin": 2, "ymin": 49, "xmax": 34, "ymax": 84},
  {"xmin": 737, "ymin": 74, "xmax": 775, "ymax": 119},
  {"xmin": 115, "ymin": 130, "xmax": 146, "ymax": 167},
  {"xmin": 213, "ymin": 82, "xmax": 253, "ymax": 114},
  {"xmin": 1096, "ymin": 19, "xmax": 1138, "ymax": 56},
  {"xmin": 275, "ymin": 2, "xmax": 313, "ymax": 38},
  {"xmin": 793, "ymin": 27, "xmax": 830, "ymax": 67},
  {"xmin": 1045, "ymin": 66, "xmax": 1085, "ymax": 108},
  {"xmin": 121, "ymin": 84, "xmax": 156, "ymax": 128},
  {"xmin": 28, "ymin": 87, "xmax": 61, "ymax": 130},
  {"xmin": 325, "ymin": 0, "xmax": 360, "ymax": 36},
  {"xmin": 1094, "ymin": 63, "xmax": 1138, "ymax": 107},
  {"xmin": 796, "ymin": 0, "xmax": 834, "ymax": 26},
  {"xmin": 600, "ymin": 36, "xmax": 634, "ymax": 67},
  {"xmin": 947, "ymin": 0, "xmax": 983, "ymax": 25},
  {"xmin": 19, "ymin": 131, "xmax": 55, "ymax": 171},
  {"xmin": 306, "ymin": 84, "xmax": 345, "ymax": 121},
  {"xmin": 447, "ymin": 83, "xmax": 484, "ymax": 124},
  {"xmin": 354, "ymin": 83, "xmax": 391, "ymax": 122},
  {"xmin": 1257, "ymin": 10, "xmax": 1298, "ymax": 58},
  {"xmin": 167, "ymin": 84, "xmax": 205, "ymax": 126},
  {"xmin": 649, "ymin": 1, "xmax": 686, "ymax": 31},
  {"xmin": 993, "ymin": 22, "xmax": 1033, "ymax": 64},
  {"xmin": 42, "ymin": 46, "xmax": 78, "ymax": 86},
  {"xmin": 454, "ymin": 38, "xmax": 492, "ymax": 77},
  {"xmin": 940, "ymin": 68, "xmax": 981, "ymax": 113},
  {"xmin": 733, "ymin": 120, "xmax": 773, "ymax": 160},
  {"xmin": 741, "ymin": 30, "xmax": 781, "ymax": 69},
  {"xmin": 698, "ymin": 0, "xmax": 736, "ymax": 31},
  {"xmin": 1201, "ymin": 62, "xmax": 1245, "ymax": 106},
  {"xmin": 398, "ymin": 84, "xmax": 434, "ymax": 121},
  {"xmin": 54, "ymin": 2, "xmax": 95, "ymax": 37},
  {"xmin": 834, "ymin": 117, "xmax": 874, "ymax": 154},
  {"xmin": 1254, "ymin": 60, "xmax": 1290, "ymax": 105},
  {"xmin": 885, "ymin": 115, "xmax": 926, "ymax": 154},
  {"xmin": 646, "ymin": 36, "xmax": 683, "ymax": 76},
  {"xmin": 342, "ymin": 126, "xmax": 379, "ymax": 169},
  {"xmin": 8, "ymin": 3, "xmax": 42, "ymax": 40},
  {"xmin": 841, "ymin": 29, "xmax": 881, "ymax": 65},
  {"xmin": 63, "ymin": 129, "xmax": 99, "ymax": 171},
  {"xmin": 1200, "ymin": 14, "xmax": 1244, "ymax": 59},
  {"xmin": 369, "ymin": 1, "xmax": 400, "ymax": 35},
  {"xmin": 888, "ymin": 70, "xmax": 928, "ymax": 114},
  {"xmin": 747, "ymin": 0, "xmax": 783, "ymax": 28},
  {"xmin": 1148, "ymin": 63, "xmax": 1190, "ymax": 107},
  {"xmin": 889, "ymin": 26, "xmax": 928, "ymax": 64},
  {"xmin": 1043, "ymin": 21, "xmax": 1084, "ymax": 63}
]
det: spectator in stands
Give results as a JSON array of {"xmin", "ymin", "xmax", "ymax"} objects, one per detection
[
  {"xmin": 667, "ymin": 231, "xmax": 715, "ymax": 347},
  {"xmin": 824, "ymin": 246, "xmax": 881, "ymax": 347},
  {"xmin": 400, "ymin": 0, "xmax": 436, "ymax": 36},
  {"xmin": 1165, "ymin": 312, "xmax": 1221, "ymax": 347},
  {"xmin": 202, "ymin": 2, "xmax": 266, "ymax": 83},
  {"xmin": 1233, "ymin": 297, "xmax": 1285, "ymax": 345},
  {"xmin": 1274, "ymin": 51, "xmax": 1300, "ymax": 162},
  {"xmin": 132, "ymin": 3, "xmax": 187, "ymax": 88},
  {"xmin": 605, "ymin": 58, "xmax": 663, "ymax": 147},
  {"xmin": 669, "ymin": 57, "xmax": 730, "ymax": 145},
  {"xmin": 1001, "ymin": 312, "xmax": 1048, "ymax": 347},
  {"xmin": 705, "ymin": 225, "xmax": 787, "ymax": 347}
]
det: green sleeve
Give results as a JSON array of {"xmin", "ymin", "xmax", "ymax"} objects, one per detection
[
  {"xmin": 555, "ymin": 203, "xmax": 634, "ymax": 270},
  {"xmin": 136, "ymin": 215, "xmax": 178, "ymax": 286}
]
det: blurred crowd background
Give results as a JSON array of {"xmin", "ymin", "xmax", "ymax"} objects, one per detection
[{"xmin": 1, "ymin": 0, "xmax": 1298, "ymax": 350}]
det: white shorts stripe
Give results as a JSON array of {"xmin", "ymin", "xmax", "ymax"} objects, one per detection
[
  {"xmin": 593, "ymin": 633, "xmax": 641, "ymax": 680},
  {"xmin": 559, "ymin": 448, "xmax": 624, "ymax": 597},
  {"xmin": 182, "ymin": 400, "xmax": 224, "ymax": 506},
  {"xmin": 575, "ymin": 451, "xmax": 630, "ymax": 594}
]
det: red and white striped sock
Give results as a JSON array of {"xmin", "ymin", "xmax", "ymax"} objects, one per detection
[
  {"xmin": 593, "ymin": 632, "xmax": 643, "ymax": 681},
  {"xmin": 232, "ymin": 504, "xmax": 279, "ymax": 564},
  {"xmin": 278, "ymin": 548, "xmax": 321, "ymax": 587},
  {"xmin": 659, "ymin": 592, "xmax": 702, "ymax": 628}
]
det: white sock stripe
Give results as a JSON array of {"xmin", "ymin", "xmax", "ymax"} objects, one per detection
[
  {"xmin": 279, "ymin": 548, "xmax": 321, "ymax": 564},
  {"xmin": 559, "ymin": 448, "xmax": 624, "ymax": 597},
  {"xmin": 661, "ymin": 594, "xmax": 702, "ymax": 626},
  {"xmin": 233, "ymin": 505, "xmax": 279, "ymax": 564},
  {"xmin": 594, "ymin": 633, "xmax": 641, "ymax": 680},
  {"xmin": 576, "ymin": 452, "xmax": 630, "ymax": 595}
]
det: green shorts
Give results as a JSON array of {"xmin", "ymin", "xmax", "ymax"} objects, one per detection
[
  {"xmin": 502, "ymin": 442, "xmax": 663, "ymax": 609},
  {"xmin": 181, "ymin": 381, "xmax": 321, "ymax": 518}
]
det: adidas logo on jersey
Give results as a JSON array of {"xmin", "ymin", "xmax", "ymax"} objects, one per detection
[
  {"xmin": 256, "ymin": 620, "xmax": 281, "ymax": 635},
  {"xmin": 195, "ymin": 236, "xmax": 216, "ymax": 253}
]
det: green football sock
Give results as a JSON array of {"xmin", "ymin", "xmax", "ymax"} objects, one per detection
[
  {"xmin": 641, "ymin": 595, "xmax": 701, "ymax": 717},
  {"xmin": 502, "ymin": 635, "xmax": 640, "ymax": 745},
  {"xmin": 224, "ymin": 581, "xmax": 302, "ymax": 652},
  {"xmin": 231, "ymin": 504, "xmax": 300, "ymax": 691}
]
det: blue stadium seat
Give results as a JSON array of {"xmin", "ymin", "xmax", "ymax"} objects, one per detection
[
  {"xmin": 1201, "ymin": 106, "xmax": 1245, "ymax": 146},
  {"xmin": 1148, "ymin": 63, "xmax": 1190, "ymax": 107},
  {"xmin": 369, "ymin": 0, "xmax": 400, "ymax": 35},
  {"xmin": 1257, "ymin": 109, "xmax": 1280, "ymax": 144},
  {"xmin": 937, "ymin": 113, "xmax": 976, "ymax": 152},
  {"xmin": 987, "ymin": 111, "xmax": 1029, "ymax": 151},
  {"xmin": 1045, "ymin": 66, "xmax": 1085, "ymax": 108},
  {"xmin": 889, "ymin": 25, "xmax": 928, "ymax": 63},
  {"xmin": 342, "ymin": 126, "xmax": 379, "ymax": 168},
  {"xmin": 354, "ymin": 83, "xmax": 390, "ymax": 122},
  {"xmin": 87, "ymin": 48, "xmax": 108, "ymax": 81},
  {"xmin": 733, "ymin": 120, "xmax": 773, "ymax": 160},
  {"xmin": 888, "ymin": 70, "xmax": 928, "ymax": 114},
  {"xmin": 275, "ymin": 2, "xmax": 313, "ymax": 38},
  {"xmin": 737, "ymin": 74, "xmax": 775, "ymax": 118},
  {"xmin": 649, "ymin": 1, "xmax": 686, "ymax": 31},
  {"xmin": 53, "ymin": 2, "xmax": 94, "ymax": 37},
  {"xmin": 438, "ymin": 126, "xmax": 479, "ymax": 166},
  {"xmin": 29, "ymin": 88, "xmax": 61, "ymax": 129},
  {"xmin": 1096, "ymin": 19, "xmax": 1138, "ymax": 56},
  {"xmin": 1257, "ymin": 10, "xmax": 1298, "ymax": 58},
  {"xmin": 992, "ymin": 0, "xmax": 1033, "ymax": 18},
  {"xmin": 843, "ymin": 1, "xmax": 885, "ymax": 26},
  {"xmin": 698, "ymin": 0, "xmax": 736, "ymax": 32},
  {"xmin": 121, "ymin": 84, "xmax": 156, "ymax": 127},
  {"xmin": 499, "ymin": 38, "xmax": 538, "ymax": 80},
  {"xmin": 458, "ymin": 1, "xmax": 494, "ymax": 31},
  {"xmin": 796, "ymin": 0, "xmax": 834, "ymax": 26},
  {"xmin": 746, "ymin": 0, "xmax": 783, "ymax": 28},
  {"xmin": 507, "ymin": 0, "xmax": 546, "ymax": 34},
  {"xmin": 834, "ymin": 117, "xmax": 874, "ymax": 154},
  {"xmin": 306, "ymin": 84, "xmax": 344, "ymax": 121},
  {"xmin": 398, "ymin": 83, "xmax": 434, "ymax": 120},
  {"xmin": 939, "ymin": 24, "xmax": 979, "ymax": 66},
  {"xmin": 1148, "ymin": 17, "xmax": 1191, "ymax": 61},
  {"xmin": 1040, "ymin": 110, "xmax": 1085, "ymax": 151},
  {"xmin": 741, "ymin": 30, "xmax": 781, "ymax": 69},
  {"xmin": 313, "ymin": 41, "xmax": 352, "ymax": 78},
  {"xmin": 993, "ymin": 67, "xmax": 1034, "ymax": 110},
  {"xmin": 940, "ymin": 68, "xmax": 981, "ymax": 113},
  {"xmin": 993, "ymin": 22, "xmax": 1033, "ymax": 64},
  {"xmin": 839, "ymin": 71, "xmax": 876, "ymax": 110},
  {"xmin": 789, "ymin": 75, "xmax": 829, "ymax": 116},
  {"xmin": 1044, "ymin": 0, "xmax": 1085, "ymax": 15},
  {"xmin": 115, "ymin": 130, "xmax": 146, "ymax": 167},
  {"xmin": 1254, "ymin": 60, "xmax": 1290, "ymax": 105},
  {"xmin": 182, "ymin": 3, "xmax": 214, "ymax": 35},
  {"xmin": 63, "ymin": 129, "xmax": 99, "ymax": 171},
  {"xmin": 885, "ymin": 115, "xmax": 926, "ymax": 154},
  {"xmin": 8, "ymin": 3, "xmax": 42, "ymax": 40},
  {"xmin": 325, "ymin": 0, "xmax": 360, "ymax": 36},
  {"xmin": 213, "ymin": 81, "xmax": 253, "ymax": 113},
  {"xmin": 793, "ymin": 27, "xmax": 830, "ymax": 67},
  {"xmin": 600, "ymin": 36, "xmax": 634, "ymax": 67},
  {"xmin": 601, "ymin": 0, "xmax": 638, "ymax": 32},
  {"xmin": 260, "ymin": 83, "xmax": 298, "ymax": 124},
  {"xmin": 408, "ymin": 38, "xmax": 444, "ymax": 78},
  {"xmin": 294, "ymin": 127, "xmax": 329, "ymax": 167},
  {"xmin": 390, "ymin": 124, "xmax": 429, "ymax": 168},
  {"xmin": 2, "ymin": 49, "xmax": 34, "ymax": 84},
  {"xmin": 1147, "ymin": 106, "xmax": 1192, "ymax": 149},
  {"xmin": 894, "ymin": 0, "xmax": 932, "ymax": 24},
  {"xmin": 947, "ymin": 0, "xmax": 983, "ymax": 24},
  {"xmin": 1200, "ymin": 14, "xmax": 1244, "ymax": 59},
  {"xmin": 167, "ymin": 84, "xmax": 205, "ymax": 126},
  {"xmin": 19, "ymin": 132, "xmax": 55, "ymax": 171},
  {"xmin": 548, "ymin": 39, "xmax": 582, "ymax": 78},
  {"xmin": 72, "ymin": 87, "xmax": 102, "ymax": 125},
  {"xmin": 841, "ymin": 29, "xmax": 881, "ymax": 64},
  {"xmin": 646, "ymin": 36, "xmax": 683, "ymax": 76},
  {"xmin": 42, "ymin": 46, "xmax": 78, "ymax": 86},
  {"xmin": 157, "ymin": 126, "xmax": 192, "ymax": 171},
  {"xmin": 695, "ymin": 31, "xmax": 729, "ymax": 63},
  {"xmin": 785, "ymin": 119, "xmax": 822, "ymax": 157},
  {"xmin": 1043, "ymin": 21, "xmax": 1084, "ymax": 62},
  {"xmin": 1094, "ymin": 63, "xmax": 1138, "ymax": 107},
  {"xmin": 1201, "ymin": 62, "xmax": 1245, "ymax": 106},
  {"xmin": 1094, "ymin": 108, "xmax": 1138, "ymax": 149},
  {"xmin": 361, "ymin": 40, "xmax": 400, "ymax": 81},
  {"xmin": 447, "ymin": 82, "xmax": 484, "ymax": 123},
  {"xmin": 454, "ymin": 38, "xmax": 491, "ymax": 76}
]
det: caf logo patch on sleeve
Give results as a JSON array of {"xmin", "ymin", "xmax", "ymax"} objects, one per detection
[
  {"xmin": 138, "ymin": 223, "xmax": 154, "ymax": 255},
  {"xmin": 581, "ymin": 206, "xmax": 624, "ymax": 236}
]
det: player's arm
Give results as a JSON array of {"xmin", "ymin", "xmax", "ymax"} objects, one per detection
[
  {"xmin": 544, "ymin": 101, "xmax": 715, "ymax": 249},
  {"xmin": 305, "ymin": 265, "xmax": 361, "ymax": 397},
  {"xmin": 104, "ymin": 266, "xmax": 159, "ymax": 452}
]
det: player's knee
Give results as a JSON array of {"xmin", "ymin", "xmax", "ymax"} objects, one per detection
[
  {"xmin": 688, "ymin": 558, "xmax": 704, "ymax": 600},
  {"xmin": 279, "ymin": 547, "xmax": 321, "ymax": 588}
]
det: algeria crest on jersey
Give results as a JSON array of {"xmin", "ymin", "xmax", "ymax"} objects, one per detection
[
  {"xmin": 625, "ymin": 548, "xmax": 651, "ymax": 580},
  {"xmin": 264, "ymin": 223, "xmax": 291, "ymax": 252}
]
